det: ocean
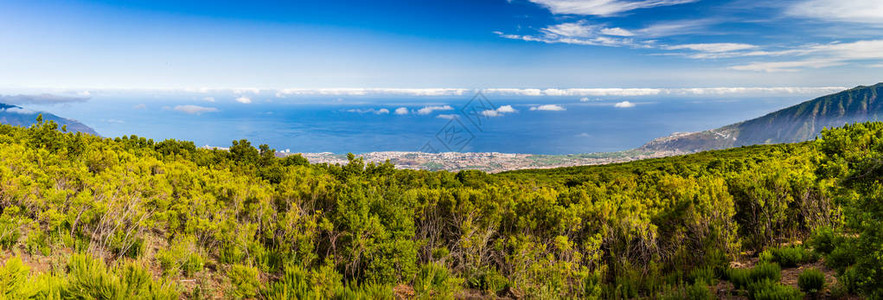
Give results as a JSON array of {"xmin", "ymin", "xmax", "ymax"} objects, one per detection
[{"xmin": 43, "ymin": 92, "xmax": 818, "ymax": 155}]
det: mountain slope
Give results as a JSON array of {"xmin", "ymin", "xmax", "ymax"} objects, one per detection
[
  {"xmin": 0, "ymin": 103, "xmax": 98, "ymax": 135},
  {"xmin": 641, "ymin": 83, "xmax": 882, "ymax": 152}
]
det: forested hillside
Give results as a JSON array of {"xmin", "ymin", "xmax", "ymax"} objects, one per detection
[{"xmin": 1, "ymin": 118, "xmax": 882, "ymax": 299}]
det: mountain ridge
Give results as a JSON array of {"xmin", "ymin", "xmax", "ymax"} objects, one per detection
[
  {"xmin": 0, "ymin": 103, "xmax": 98, "ymax": 135},
  {"xmin": 640, "ymin": 82, "xmax": 883, "ymax": 152}
]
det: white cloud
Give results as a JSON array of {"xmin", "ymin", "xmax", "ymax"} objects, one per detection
[
  {"xmin": 133, "ymin": 104, "xmax": 147, "ymax": 110},
  {"xmin": 235, "ymin": 96, "xmax": 252, "ymax": 104},
  {"xmin": 480, "ymin": 105, "xmax": 518, "ymax": 117},
  {"xmin": 600, "ymin": 27, "xmax": 634, "ymax": 36},
  {"xmin": 203, "ymin": 96, "xmax": 215, "ymax": 102},
  {"xmin": 233, "ymin": 88, "xmax": 261, "ymax": 94},
  {"xmin": 665, "ymin": 43, "xmax": 758, "ymax": 53},
  {"xmin": 0, "ymin": 94, "xmax": 89, "ymax": 105},
  {"xmin": 275, "ymin": 88, "xmax": 469, "ymax": 97},
  {"xmin": 580, "ymin": 97, "xmax": 592, "ymax": 102},
  {"xmin": 481, "ymin": 110, "xmax": 502, "ymax": 117},
  {"xmin": 497, "ymin": 105, "xmax": 517, "ymax": 113},
  {"xmin": 542, "ymin": 21, "xmax": 598, "ymax": 38},
  {"xmin": 529, "ymin": 0, "xmax": 698, "ymax": 16},
  {"xmin": 530, "ymin": 104, "xmax": 567, "ymax": 111},
  {"xmin": 174, "ymin": 105, "xmax": 219, "ymax": 115},
  {"xmin": 346, "ymin": 108, "xmax": 390, "ymax": 115},
  {"xmin": 614, "ymin": 101, "xmax": 636, "ymax": 108},
  {"xmin": 788, "ymin": 0, "xmax": 883, "ymax": 24},
  {"xmin": 394, "ymin": 107, "xmax": 409, "ymax": 115},
  {"xmin": 634, "ymin": 19, "xmax": 712, "ymax": 37},
  {"xmin": 437, "ymin": 114, "xmax": 458, "ymax": 120},
  {"xmin": 3, "ymin": 107, "xmax": 35, "ymax": 114},
  {"xmin": 417, "ymin": 105, "xmax": 454, "ymax": 115}
]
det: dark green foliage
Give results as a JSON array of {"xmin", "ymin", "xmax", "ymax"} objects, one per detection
[
  {"xmin": 747, "ymin": 279, "xmax": 803, "ymax": 300},
  {"xmin": 818, "ymin": 122, "xmax": 883, "ymax": 297},
  {"xmin": 769, "ymin": 246, "xmax": 817, "ymax": 268},
  {"xmin": 685, "ymin": 281, "xmax": 713, "ymax": 300},
  {"xmin": 727, "ymin": 263, "xmax": 781, "ymax": 290},
  {"xmin": 808, "ymin": 226, "xmax": 837, "ymax": 255},
  {"xmin": 687, "ymin": 266, "xmax": 716, "ymax": 285},
  {"xmin": 751, "ymin": 263, "xmax": 782, "ymax": 283},
  {"xmin": 798, "ymin": 268, "xmax": 826, "ymax": 294}
]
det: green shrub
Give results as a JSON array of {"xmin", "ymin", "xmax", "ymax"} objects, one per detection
[
  {"xmin": 228, "ymin": 264, "xmax": 261, "ymax": 299},
  {"xmin": 0, "ymin": 215, "xmax": 22, "ymax": 250},
  {"xmin": 808, "ymin": 226, "xmax": 837, "ymax": 255},
  {"xmin": 726, "ymin": 267, "xmax": 752, "ymax": 289},
  {"xmin": 747, "ymin": 279, "xmax": 803, "ymax": 300},
  {"xmin": 797, "ymin": 268, "xmax": 825, "ymax": 294},
  {"xmin": 466, "ymin": 266, "xmax": 508, "ymax": 294},
  {"xmin": 264, "ymin": 265, "xmax": 312, "ymax": 300},
  {"xmin": 64, "ymin": 254, "xmax": 123, "ymax": 299},
  {"xmin": 414, "ymin": 262, "xmax": 463, "ymax": 299},
  {"xmin": 334, "ymin": 283, "xmax": 394, "ymax": 300},
  {"xmin": 770, "ymin": 246, "xmax": 816, "ymax": 268},
  {"xmin": 727, "ymin": 263, "xmax": 781, "ymax": 290},
  {"xmin": 659, "ymin": 281, "xmax": 712, "ymax": 300},
  {"xmin": 758, "ymin": 249, "xmax": 773, "ymax": 263},
  {"xmin": 64, "ymin": 254, "xmax": 178, "ymax": 299},
  {"xmin": 685, "ymin": 281, "xmax": 713, "ymax": 300},
  {"xmin": 155, "ymin": 235, "xmax": 204, "ymax": 277},
  {"xmin": 687, "ymin": 266, "xmax": 716, "ymax": 285},
  {"xmin": 0, "ymin": 256, "xmax": 36, "ymax": 298},
  {"xmin": 825, "ymin": 241, "xmax": 857, "ymax": 272},
  {"xmin": 24, "ymin": 225, "xmax": 51, "ymax": 256}
]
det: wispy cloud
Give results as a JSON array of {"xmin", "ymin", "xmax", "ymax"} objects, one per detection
[
  {"xmin": 730, "ymin": 39, "xmax": 883, "ymax": 72},
  {"xmin": 394, "ymin": 107, "xmax": 409, "ymax": 115},
  {"xmin": 133, "ymin": 104, "xmax": 147, "ymax": 110},
  {"xmin": 276, "ymin": 88, "xmax": 469, "ymax": 97},
  {"xmin": 2, "ymin": 107, "xmax": 35, "ymax": 114},
  {"xmin": 437, "ymin": 114, "xmax": 458, "ymax": 120},
  {"xmin": 787, "ymin": 0, "xmax": 883, "ymax": 25},
  {"xmin": 665, "ymin": 43, "xmax": 758, "ymax": 53},
  {"xmin": 417, "ymin": 105, "xmax": 454, "ymax": 115},
  {"xmin": 528, "ymin": 0, "xmax": 698, "ymax": 16},
  {"xmin": 0, "ymin": 94, "xmax": 89, "ymax": 105},
  {"xmin": 174, "ymin": 105, "xmax": 219, "ymax": 115},
  {"xmin": 496, "ymin": 18, "xmax": 715, "ymax": 49},
  {"xmin": 530, "ymin": 104, "xmax": 567, "ymax": 111},
  {"xmin": 235, "ymin": 96, "xmax": 252, "ymax": 104}
]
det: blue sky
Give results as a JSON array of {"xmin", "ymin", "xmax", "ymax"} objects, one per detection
[{"xmin": 1, "ymin": 0, "xmax": 882, "ymax": 91}]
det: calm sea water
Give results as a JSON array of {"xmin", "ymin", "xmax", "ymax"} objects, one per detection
[{"xmin": 42, "ymin": 93, "xmax": 816, "ymax": 155}]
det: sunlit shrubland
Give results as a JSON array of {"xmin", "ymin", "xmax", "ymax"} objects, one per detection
[{"xmin": 0, "ymin": 117, "xmax": 879, "ymax": 298}]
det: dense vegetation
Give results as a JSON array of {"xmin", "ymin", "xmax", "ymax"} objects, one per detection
[{"xmin": 1, "ymin": 117, "xmax": 882, "ymax": 298}]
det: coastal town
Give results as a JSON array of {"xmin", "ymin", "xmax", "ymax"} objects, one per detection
[{"xmin": 295, "ymin": 149, "xmax": 684, "ymax": 173}]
